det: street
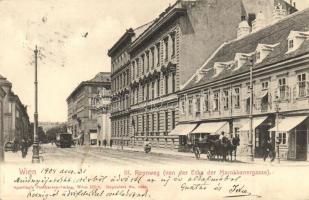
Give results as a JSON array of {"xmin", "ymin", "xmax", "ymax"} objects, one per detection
[
  {"xmin": 4, "ymin": 143, "xmax": 254, "ymax": 167},
  {"xmin": 39, "ymin": 144, "xmax": 222, "ymax": 166}
]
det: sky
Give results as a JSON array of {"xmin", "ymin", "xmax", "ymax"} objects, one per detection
[{"xmin": 0, "ymin": 0, "xmax": 309, "ymax": 123}]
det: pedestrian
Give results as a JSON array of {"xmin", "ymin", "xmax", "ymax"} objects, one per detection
[
  {"xmin": 103, "ymin": 139, "xmax": 107, "ymax": 148},
  {"xmin": 263, "ymin": 138, "xmax": 274, "ymax": 162},
  {"xmin": 20, "ymin": 139, "xmax": 28, "ymax": 158},
  {"xmin": 110, "ymin": 139, "xmax": 113, "ymax": 148}
]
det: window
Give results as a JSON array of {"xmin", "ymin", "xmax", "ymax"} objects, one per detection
[
  {"xmin": 203, "ymin": 91, "xmax": 209, "ymax": 112},
  {"xmin": 234, "ymin": 88, "xmax": 240, "ymax": 108},
  {"xmin": 223, "ymin": 90, "xmax": 229, "ymax": 110},
  {"xmin": 278, "ymin": 132, "xmax": 287, "ymax": 145},
  {"xmin": 146, "ymin": 51, "xmax": 150, "ymax": 72},
  {"xmin": 146, "ymin": 114, "xmax": 149, "ymax": 134},
  {"xmin": 165, "ymin": 111, "xmax": 169, "ymax": 131},
  {"xmin": 146, "ymin": 83, "xmax": 149, "ymax": 100},
  {"xmin": 156, "ymin": 43, "xmax": 160, "ymax": 66},
  {"xmin": 165, "ymin": 75, "xmax": 169, "ymax": 95},
  {"xmin": 213, "ymin": 91, "xmax": 219, "ymax": 111},
  {"xmin": 142, "ymin": 85, "xmax": 145, "ymax": 101},
  {"xmin": 188, "ymin": 98, "xmax": 193, "ymax": 114},
  {"xmin": 151, "ymin": 47, "xmax": 155, "ymax": 69},
  {"xmin": 297, "ymin": 73, "xmax": 306, "ymax": 97},
  {"xmin": 136, "ymin": 116, "xmax": 139, "ymax": 133},
  {"xmin": 278, "ymin": 77, "xmax": 287, "ymax": 99},
  {"xmin": 136, "ymin": 87, "xmax": 139, "ymax": 103},
  {"xmin": 261, "ymin": 81, "xmax": 269, "ymax": 90},
  {"xmin": 195, "ymin": 96, "xmax": 201, "ymax": 113},
  {"xmin": 288, "ymin": 40, "xmax": 294, "ymax": 49},
  {"xmin": 16, "ymin": 110, "xmax": 20, "ymax": 118},
  {"xmin": 127, "ymin": 69, "xmax": 130, "ymax": 85},
  {"xmin": 164, "ymin": 38, "xmax": 169, "ymax": 61},
  {"xmin": 136, "ymin": 58, "xmax": 140, "ymax": 77},
  {"xmin": 171, "ymin": 33, "xmax": 176, "ymax": 57},
  {"xmin": 151, "ymin": 82, "xmax": 155, "ymax": 99},
  {"xmin": 142, "ymin": 115, "xmax": 145, "ymax": 134},
  {"xmin": 141, "ymin": 54, "xmax": 145, "ymax": 74},
  {"xmin": 157, "ymin": 79, "xmax": 160, "ymax": 97},
  {"xmin": 157, "ymin": 112, "xmax": 160, "ymax": 132},
  {"xmin": 171, "ymin": 110, "xmax": 175, "ymax": 129},
  {"xmin": 152, "ymin": 113, "xmax": 155, "ymax": 132},
  {"xmin": 132, "ymin": 62, "xmax": 135, "ymax": 79},
  {"xmin": 172, "ymin": 73, "xmax": 176, "ymax": 93}
]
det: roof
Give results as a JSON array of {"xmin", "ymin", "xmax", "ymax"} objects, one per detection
[
  {"xmin": 128, "ymin": 0, "xmax": 191, "ymax": 52},
  {"xmin": 184, "ymin": 7, "xmax": 309, "ymax": 91},
  {"xmin": 132, "ymin": 20, "xmax": 154, "ymax": 42},
  {"xmin": 66, "ymin": 72, "xmax": 111, "ymax": 101},
  {"xmin": 90, "ymin": 72, "xmax": 111, "ymax": 82},
  {"xmin": 0, "ymin": 74, "xmax": 12, "ymax": 87},
  {"xmin": 108, "ymin": 28, "xmax": 134, "ymax": 57}
]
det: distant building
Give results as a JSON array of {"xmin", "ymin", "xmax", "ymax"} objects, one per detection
[
  {"xmin": 66, "ymin": 72, "xmax": 111, "ymax": 145},
  {"xmin": 0, "ymin": 74, "xmax": 31, "ymax": 146},
  {"xmin": 39, "ymin": 122, "xmax": 65, "ymax": 132}
]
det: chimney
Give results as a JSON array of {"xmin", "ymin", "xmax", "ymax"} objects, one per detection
[
  {"xmin": 293, "ymin": 2, "xmax": 296, "ymax": 8},
  {"xmin": 272, "ymin": 3, "xmax": 287, "ymax": 22},
  {"xmin": 252, "ymin": 11, "xmax": 267, "ymax": 32},
  {"xmin": 237, "ymin": 16, "xmax": 250, "ymax": 39}
]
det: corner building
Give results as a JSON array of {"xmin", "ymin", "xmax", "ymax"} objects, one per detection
[
  {"xmin": 178, "ymin": 5, "xmax": 309, "ymax": 161},
  {"xmin": 109, "ymin": 0, "xmax": 286, "ymax": 150}
]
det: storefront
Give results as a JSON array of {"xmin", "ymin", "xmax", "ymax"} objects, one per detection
[
  {"xmin": 169, "ymin": 123, "xmax": 198, "ymax": 152},
  {"xmin": 233, "ymin": 116, "xmax": 273, "ymax": 157},
  {"xmin": 191, "ymin": 121, "xmax": 230, "ymax": 139},
  {"xmin": 269, "ymin": 115, "xmax": 309, "ymax": 161}
]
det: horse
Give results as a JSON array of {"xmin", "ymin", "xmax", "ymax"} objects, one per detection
[{"xmin": 225, "ymin": 136, "xmax": 240, "ymax": 161}]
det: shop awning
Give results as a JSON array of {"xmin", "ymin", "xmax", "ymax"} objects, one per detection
[
  {"xmin": 169, "ymin": 124, "xmax": 198, "ymax": 136},
  {"xmin": 239, "ymin": 116, "xmax": 268, "ymax": 131},
  {"xmin": 269, "ymin": 116, "xmax": 308, "ymax": 132},
  {"xmin": 191, "ymin": 121, "xmax": 229, "ymax": 135}
]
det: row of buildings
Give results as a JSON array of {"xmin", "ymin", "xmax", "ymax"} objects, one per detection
[
  {"xmin": 108, "ymin": 0, "xmax": 309, "ymax": 161},
  {"xmin": 0, "ymin": 74, "xmax": 31, "ymax": 151},
  {"xmin": 66, "ymin": 72, "xmax": 111, "ymax": 146}
]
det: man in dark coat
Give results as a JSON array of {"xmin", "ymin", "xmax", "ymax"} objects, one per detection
[
  {"xmin": 263, "ymin": 138, "xmax": 274, "ymax": 162},
  {"xmin": 20, "ymin": 139, "xmax": 28, "ymax": 158}
]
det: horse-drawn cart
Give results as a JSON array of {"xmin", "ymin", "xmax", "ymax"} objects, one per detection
[
  {"xmin": 190, "ymin": 133, "xmax": 240, "ymax": 161},
  {"xmin": 191, "ymin": 134, "xmax": 220, "ymax": 160}
]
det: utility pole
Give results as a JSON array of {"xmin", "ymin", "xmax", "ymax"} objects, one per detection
[
  {"xmin": 275, "ymin": 99, "xmax": 280, "ymax": 163},
  {"xmin": 248, "ymin": 58, "xmax": 254, "ymax": 162},
  {"xmin": 32, "ymin": 45, "xmax": 40, "ymax": 163}
]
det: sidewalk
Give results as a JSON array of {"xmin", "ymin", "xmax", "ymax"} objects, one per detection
[
  {"xmin": 108, "ymin": 144, "xmax": 309, "ymax": 166},
  {"xmin": 3, "ymin": 145, "xmax": 44, "ymax": 164}
]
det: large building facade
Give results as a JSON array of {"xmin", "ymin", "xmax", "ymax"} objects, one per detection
[
  {"xmin": 109, "ymin": 0, "xmax": 296, "ymax": 150},
  {"xmin": 67, "ymin": 72, "xmax": 111, "ymax": 145},
  {"xmin": 178, "ymin": 6, "xmax": 309, "ymax": 161},
  {"xmin": 0, "ymin": 74, "xmax": 31, "ymax": 147}
]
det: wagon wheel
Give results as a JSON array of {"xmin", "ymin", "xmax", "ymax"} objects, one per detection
[
  {"xmin": 207, "ymin": 150, "xmax": 212, "ymax": 160},
  {"xmin": 194, "ymin": 147, "xmax": 201, "ymax": 160}
]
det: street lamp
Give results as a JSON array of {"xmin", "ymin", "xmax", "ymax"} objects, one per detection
[
  {"xmin": 274, "ymin": 96, "xmax": 281, "ymax": 164},
  {"xmin": 248, "ymin": 57, "xmax": 254, "ymax": 162},
  {"xmin": 32, "ymin": 46, "xmax": 40, "ymax": 163}
]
